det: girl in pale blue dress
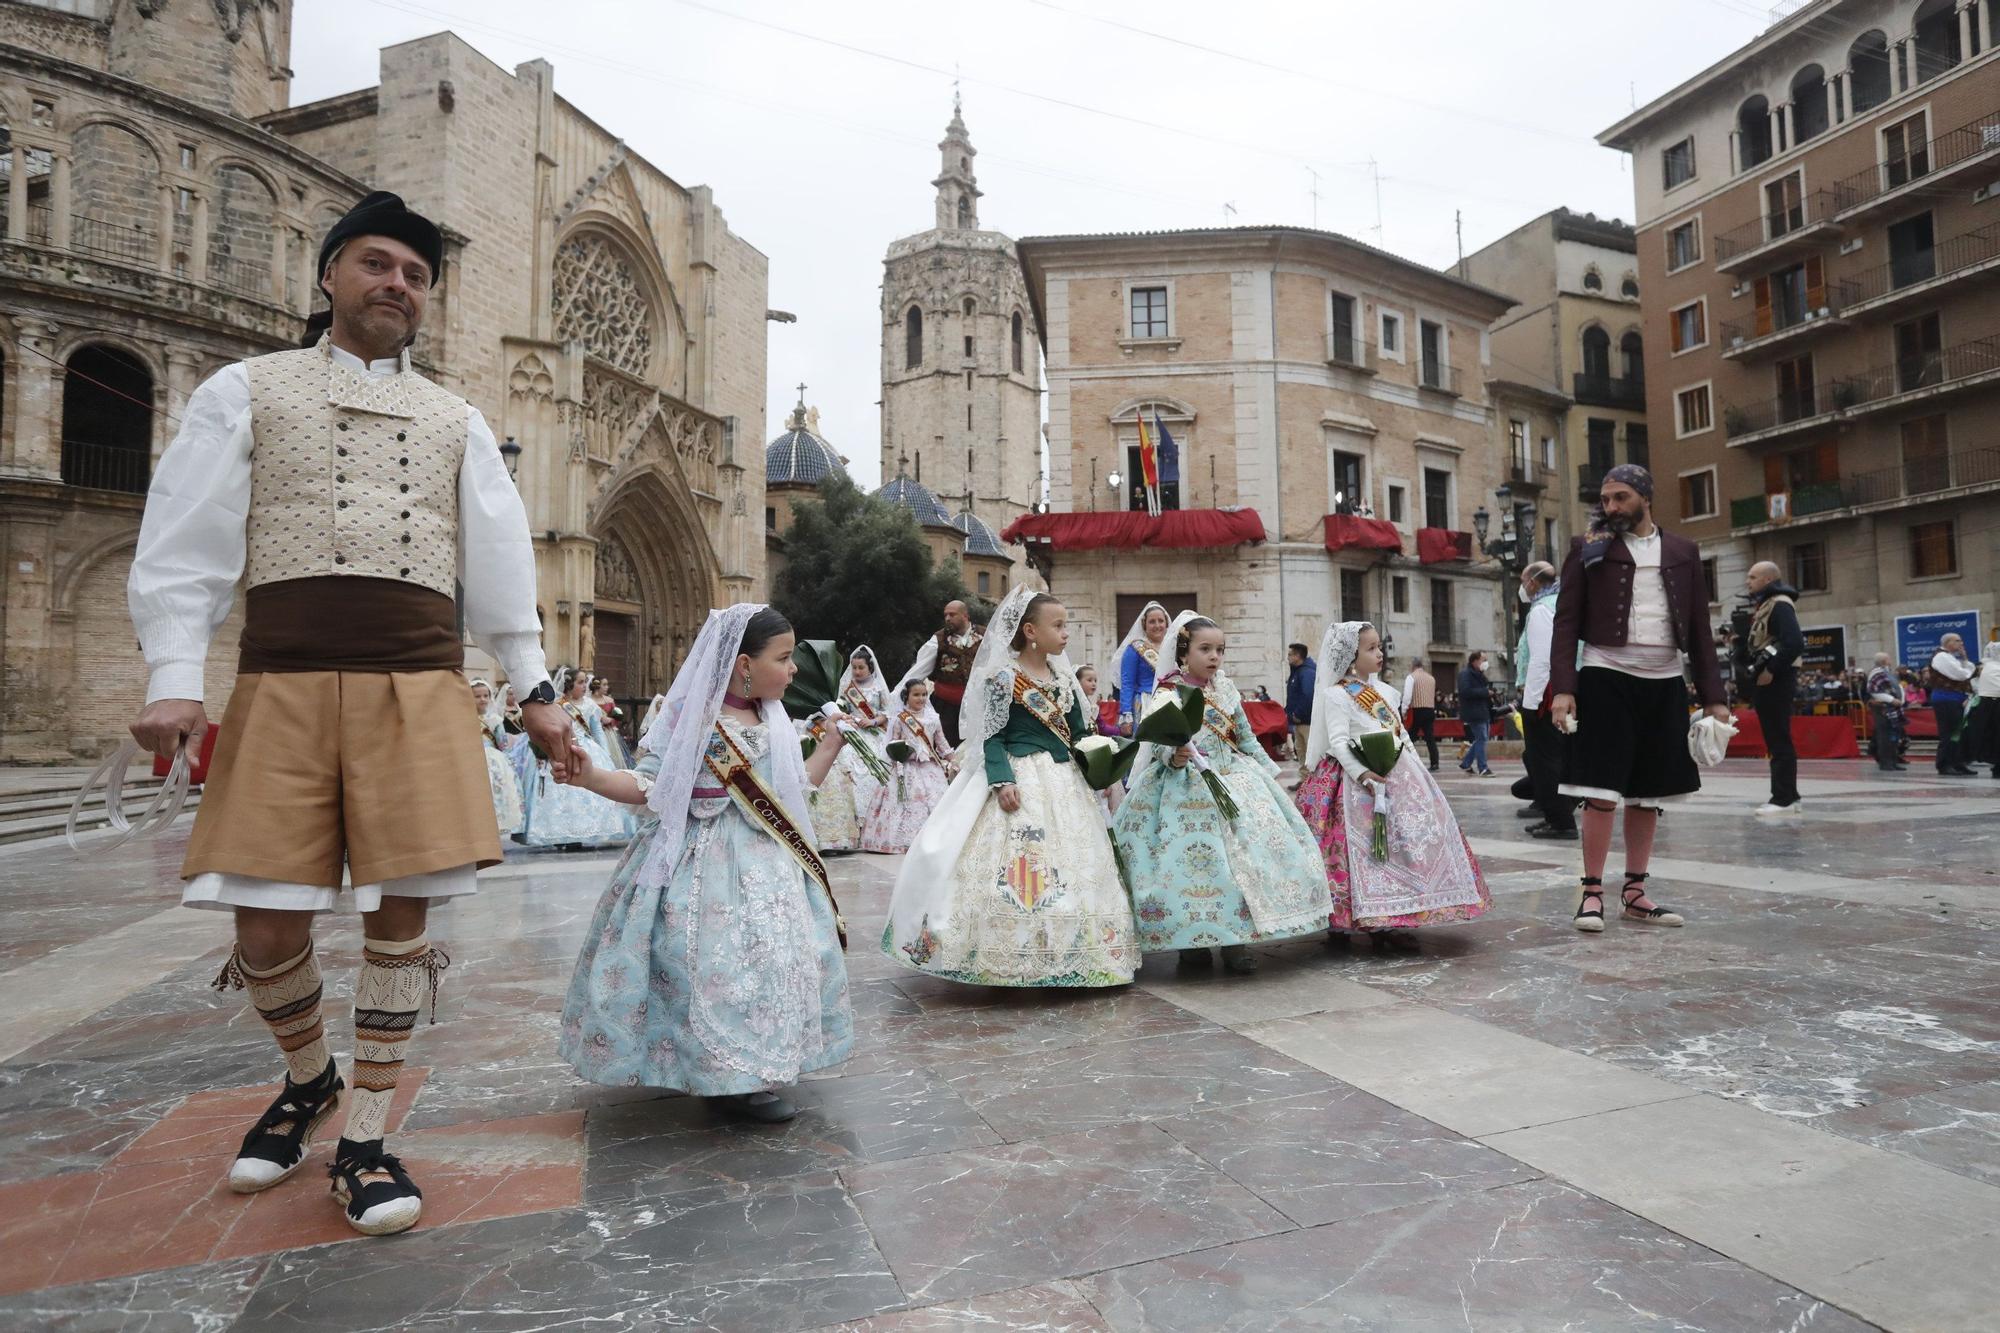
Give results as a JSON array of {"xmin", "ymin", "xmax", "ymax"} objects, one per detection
[
  {"xmin": 1111, "ymin": 613, "xmax": 1330, "ymax": 973},
  {"xmin": 558, "ymin": 606, "xmax": 853, "ymax": 1123},
  {"xmin": 519, "ymin": 666, "xmax": 636, "ymax": 850}
]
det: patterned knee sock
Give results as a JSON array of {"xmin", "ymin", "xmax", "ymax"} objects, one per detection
[
  {"xmin": 342, "ymin": 934, "xmax": 449, "ymax": 1144},
  {"xmin": 219, "ymin": 942, "xmax": 332, "ymax": 1086}
]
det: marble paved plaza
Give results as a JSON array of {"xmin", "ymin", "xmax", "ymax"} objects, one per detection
[{"xmin": 3, "ymin": 759, "xmax": 1999, "ymax": 1330}]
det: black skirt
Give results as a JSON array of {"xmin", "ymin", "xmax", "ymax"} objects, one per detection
[
  {"xmin": 1560, "ymin": 666, "xmax": 1701, "ymax": 804},
  {"xmin": 1966, "ymin": 696, "xmax": 2000, "ymax": 765}
]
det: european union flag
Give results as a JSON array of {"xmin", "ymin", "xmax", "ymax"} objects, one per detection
[{"xmin": 1151, "ymin": 408, "xmax": 1180, "ymax": 483}]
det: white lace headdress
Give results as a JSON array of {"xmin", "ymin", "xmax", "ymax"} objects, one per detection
[
  {"xmin": 839, "ymin": 644, "xmax": 892, "ymax": 711},
  {"xmin": 958, "ymin": 585, "xmax": 1081, "ymax": 760},
  {"xmin": 1116, "ymin": 600, "xmax": 1171, "ymax": 664},
  {"xmin": 1303, "ymin": 620, "xmax": 1372, "ymax": 769},
  {"xmin": 635, "ymin": 604, "xmax": 817, "ymax": 885}
]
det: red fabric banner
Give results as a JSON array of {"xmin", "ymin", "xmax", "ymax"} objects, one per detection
[
  {"xmin": 1241, "ymin": 699, "xmax": 1290, "ymax": 760},
  {"xmin": 1725, "ymin": 711, "xmax": 1861, "ymax": 760},
  {"xmin": 999, "ymin": 508, "xmax": 1268, "ymax": 552},
  {"xmin": 1416, "ymin": 527, "xmax": 1473, "ymax": 564},
  {"xmin": 1322, "ymin": 514, "xmax": 1403, "ymax": 554}
]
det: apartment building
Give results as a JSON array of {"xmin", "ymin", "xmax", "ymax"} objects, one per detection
[{"xmin": 1600, "ymin": 0, "xmax": 2000, "ymax": 664}]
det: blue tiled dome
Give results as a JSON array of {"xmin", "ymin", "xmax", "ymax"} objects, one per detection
[
  {"xmin": 876, "ymin": 475, "xmax": 958, "ymax": 528},
  {"xmin": 954, "ymin": 509, "xmax": 1005, "ymax": 557},
  {"xmin": 765, "ymin": 416, "xmax": 846, "ymax": 485}
]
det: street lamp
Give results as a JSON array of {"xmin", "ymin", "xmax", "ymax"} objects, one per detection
[{"xmin": 499, "ymin": 435, "xmax": 523, "ymax": 482}]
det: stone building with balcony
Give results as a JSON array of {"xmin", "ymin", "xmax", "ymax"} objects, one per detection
[
  {"xmin": 0, "ymin": 1, "xmax": 768, "ymax": 759},
  {"xmin": 1462, "ymin": 208, "xmax": 1648, "ymax": 550},
  {"xmin": 1601, "ymin": 0, "xmax": 2000, "ymax": 664},
  {"xmin": 1009, "ymin": 226, "xmax": 1516, "ymax": 696}
]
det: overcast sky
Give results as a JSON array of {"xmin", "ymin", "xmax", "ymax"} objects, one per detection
[{"xmin": 301, "ymin": 0, "xmax": 1774, "ymax": 488}]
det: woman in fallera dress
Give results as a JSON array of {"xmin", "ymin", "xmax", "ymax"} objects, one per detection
[
  {"xmin": 518, "ymin": 665, "xmax": 637, "ymax": 850},
  {"xmin": 469, "ymin": 678, "xmax": 525, "ymax": 835},
  {"xmin": 884, "ymin": 587, "xmax": 1138, "ymax": 988},
  {"xmin": 1293, "ymin": 621, "xmax": 1490, "ymax": 947},
  {"xmin": 1115, "ymin": 601, "xmax": 1171, "ymax": 736},
  {"xmin": 1111, "ymin": 613, "xmax": 1330, "ymax": 972},
  {"xmin": 860, "ymin": 677, "xmax": 954, "ymax": 854},
  {"xmin": 812, "ymin": 645, "xmax": 892, "ymax": 853},
  {"xmin": 559, "ymin": 605, "xmax": 853, "ymax": 1123}
]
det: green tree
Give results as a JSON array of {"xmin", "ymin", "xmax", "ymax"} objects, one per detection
[{"xmin": 771, "ymin": 476, "xmax": 970, "ymax": 681}]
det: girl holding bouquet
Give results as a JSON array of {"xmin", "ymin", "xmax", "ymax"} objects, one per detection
[
  {"xmin": 1111, "ymin": 614, "xmax": 1329, "ymax": 972},
  {"xmin": 860, "ymin": 678, "xmax": 954, "ymax": 853},
  {"xmin": 813, "ymin": 645, "xmax": 893, "ymax": 853},
  {"xmin": 559, "ymin": 605, "xmax": 853, "ymax": 1124},
  {"xmin": 884, "ymin": 588, "xmax": 1137, "ymax": 988},
  {"xmin": 1294, "ymin": 622, "xmax": 1489, "ymax": 946}
]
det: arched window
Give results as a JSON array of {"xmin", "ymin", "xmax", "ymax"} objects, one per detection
[
  {"xmin": 955, "ymin": 195, "xmax": 970, "ymax": 229},
  {"xmin": 905, "ymin": 305, "xmax": 923, "ymax": 370},
  {"xmin": 1791, "ymin": 65, "xmax": 1829, "ymax": 143},
  {"xmin": 1580, "ymin": 325, "xmax": 1612, "ymax": 381},
  {"xmin": 1620, "ymin": 331, "xmax": 1645, "ymax": 385},
  {"xmin": 61, "ymin": 345, "xmax": 153, "ymax": 494},
  {"xmin": 1621, "ymin": 274, "xmax": 1640, "ymax": 299},
  {"xmin": 1849, "ymin": 31, "xmax": 1891, "ymax": 113},
  {"xmin": 1738, "ymin": 95, "xmax": 1773, "ymax": 169},
  {"xmin": 1914, "ymin": 0, "xmax": 1961, "ymax": 83},
  {"xmin": 1582, "ymin": 267, "xmax": 1603, "ymax": 292},
  {"xmin": 962, "ymin": 297, "xmax": 976, "ymax": 318},
  {"xmin": 1011, "ymin": 311, "xmax": 1025, "ymax": 373},
  {"xmin": 960, "ymin": 155, "xmax": 969, "ymax": 174}
]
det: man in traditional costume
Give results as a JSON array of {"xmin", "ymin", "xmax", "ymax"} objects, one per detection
[
  {"xmin": 1549, "ymin": 464, "xmax": 1730, "ymax": 934},
  {"xmin": 127, "ymin": 192, "xmax": 575, "ymax": 1236},
  {"xmin": 899, "ymin": 599, "xmax": 984, "ymax": 748}
]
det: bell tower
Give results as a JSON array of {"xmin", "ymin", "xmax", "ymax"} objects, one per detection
[{"xmin": 880, "ymin": 98, "xmax": 1041, "ymax": 570}]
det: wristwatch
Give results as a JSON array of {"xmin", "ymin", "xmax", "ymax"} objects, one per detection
[{"xmin": 519, "ymin": 681, "xmax": 558, "ymax": 707}]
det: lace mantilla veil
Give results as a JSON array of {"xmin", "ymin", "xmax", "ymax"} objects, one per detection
[
  {"xmin": 958, "ymin": 585, "xmax": 1082, "ymax": 762},
  {"xmin": 839, "ymin": 644, "xmax": 892, "ymax": 711},
  {"xmin": 634, "ymin": 604, "xmax": 817, "ymax": 889},
  {"xmin": 1303, "ymin": 619, "xmax": 1369, "ymax": 770}
]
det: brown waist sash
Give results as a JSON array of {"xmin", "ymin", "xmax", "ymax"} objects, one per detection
[
  {"xmin": 702, "ymin": 724, "xmax": 846, "ymax": 948},
  {"xmin": 239, "ymin": 576, "xmax": 460, "ymax": 674}
]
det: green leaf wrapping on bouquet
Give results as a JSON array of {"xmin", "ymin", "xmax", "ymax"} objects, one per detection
[
  {"xmin": 1346, "ymin": 729, "xmax": 1402, "ymax": 779},
  {"xmin": 1070, "ymin": 734, "xmax": 1141, "ymax": 790},
  {"xmin": 1131, "ymin": 685, "xmax": 1207, "ymax": 748},
  {"xmin": 783, "ymin": 640, "xmax": 845, "ymax": 719},
  {"xmin": 799, "ymin": 733, "xmax": 818, "ymax": 761},
  {"xmin": 885, "ymin": 741, "xmax": 914, "ymax": 763}
]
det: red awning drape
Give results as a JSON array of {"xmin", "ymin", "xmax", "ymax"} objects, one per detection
[
  {"xmin": 1417, "ymin": 527, "xmax": 1474, "ymax": 564},
  {"xmin": 999, "ymin": 508, "xmax": 1267, "ymax": 552},
  {"xmin": 1322, "ymin": 514, "xmax": 1403, "ymax": 554}
]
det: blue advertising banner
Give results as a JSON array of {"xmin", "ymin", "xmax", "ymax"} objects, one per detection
[{"xmin": 1895, "ymin": 609, "xmax": 1982, "ymax": 668}]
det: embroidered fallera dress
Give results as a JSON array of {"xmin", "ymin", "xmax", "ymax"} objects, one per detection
[
  {"xmin": 859, "ymin": 708, "xmax": 953, "ymax": 854},
  {"xmin": 885, "ymin": 668, "xmax": 1137, "ymax": 987},
  {"xmin": 519, "ymin": 700, "xmax": 638, "ymax": 848},
  {"xmin": 1294, "ymin": 678, "xmax": 1490, "ymax": 931},
  {"xmin": 812, "ymin": 685, "xmax": 891, "ymax": 852},
  {"xmin": 1112, "ymin": 671, "xmax": 1330, "ymax": 951},
  {"xmin": 560, "ymin": 718, "xmax": 853, "ymax": 1092},
  {"xmin": 479, "ymin": 711, "xmax": 526, "ymax": 835}
]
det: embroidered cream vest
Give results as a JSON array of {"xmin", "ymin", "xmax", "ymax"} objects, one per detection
[{"xmin": 244, "ymin": 338, "xmax": 467, "ymax": 599}]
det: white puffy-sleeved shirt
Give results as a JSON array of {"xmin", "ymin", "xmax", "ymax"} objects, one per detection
[{"xmin": 128, "ymin": 345, "xmax": 550, "ymax": 704}]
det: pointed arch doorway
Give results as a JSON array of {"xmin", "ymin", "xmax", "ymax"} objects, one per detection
[{"xmin": 590, "ymin": 465, "xmax": 719, "ymax": 708}]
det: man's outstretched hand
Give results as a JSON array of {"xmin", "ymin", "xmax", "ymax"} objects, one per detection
[{"xmin": 522, "ymin": 701, "xmax": 585, "ymax": 781}]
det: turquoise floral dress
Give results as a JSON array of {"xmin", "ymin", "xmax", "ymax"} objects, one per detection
[
  {"xmin": 559, "ymin": 718, "xmax": 853, "ymax": 1093},
  {"xmin": 1111, "ymin": 671, "xmax": 1331, "ymax": 951}
]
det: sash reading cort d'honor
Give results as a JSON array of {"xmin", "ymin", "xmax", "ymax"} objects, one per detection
[
  {"xmin": 701, "ymin": 724, "xmax": 847, "ymax": 948},
  {"xmin": 1010, "ymin": 671, "xmax": 1073, "ymax": 745}
]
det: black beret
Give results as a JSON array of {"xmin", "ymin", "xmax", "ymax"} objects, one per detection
[{"xmin": 316, "ymin": 191, "xmax": 443, "ymax": 289}]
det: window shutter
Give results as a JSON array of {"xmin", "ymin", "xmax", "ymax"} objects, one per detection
[
  {"xmin": 1805, "ymin": 256, "xmax": 1826, "ymax": 312},
  {"xmin": 1764, "ymin": 455, "xmax": 1785, "ymax": 494},
  {"xmin": 1753, "ymin": 277, "xmax": 1773, "ymax": 337},
  {"xmin": 1815, "ymin": 440, "xmax": 1839, "ymax": 481}
]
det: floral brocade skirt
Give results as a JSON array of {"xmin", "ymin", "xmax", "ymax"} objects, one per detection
[{"xmin": 1293, "ymin": 758, "xmax": 1490, "ymax": 932}]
